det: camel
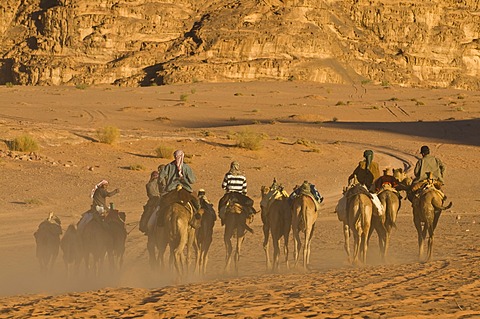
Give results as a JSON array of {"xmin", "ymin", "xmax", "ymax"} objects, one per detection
[
  {"xmin": 344, "ymin": 185, "xmax": 373, "ymax": 265},
  {"xmin": 60, "ymin": 224, "xmax": 82, "ymax": 276},
  {"xmin": 195, "ymin": 196, "xmax": 216, "ymax": 276},
  {"xmin": 412, "ymin": 187, "xmax": 452, "ymax": 262},
  {"xmin": 369, "ymin": 185, "xmax": 400, "ymax": 262},
  {"xmin": 222, "ymin": 192, "xmax": 254, "ymax": 275},
  {"xmin": 162, "ymin": 187, "xmax": 198, "ymax": 280},
  {"xmin": 104, "ymin": 208, "xmax": 127, "ymax": 270},
  {"xmin": 146, "ymin": 207, "xmax": 169, "ymax": 270},
  {"xmin": 34, "ymin": 212, "xmax": 62, "ymax": 272},
  {"xmin": 291, "ymin": 187, "xmax": 318, "ymax": 270},
  {"xmin": 260, "ymin": 182, "xmax": 291, "ymax": 272},
  {"xmin": 81, "ymin": 213, "xmax": 111, "ymax": 276}
]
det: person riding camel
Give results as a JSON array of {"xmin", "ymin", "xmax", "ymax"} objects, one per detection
[
  {"xmin": 77, "ymin": 179, "xmax": 120, "ymax": 232},
  {"xmin": 218, "ymin": 161, "xmax": 256, "ymax": 225},
  {"xmin": 411, "ymin": 145, "xmax": 446, "ymax": 200},
  {"xmin": 374, "ymin": 168, "xmax": 400, "ymax": 193},
  {"xmin": 344, "ymin": 150, "xmax": 384, "ymax": 216},
  {"xmin": 348, "ymin": 149, "xmax": 381, "ymax": 191},
  {"xmin": 139, "ymin": 171, "xmax": 162, "ymax": 234},
  {"xmin": 157, "ymin": 150, "xmax": 200, "ymax": 223}
]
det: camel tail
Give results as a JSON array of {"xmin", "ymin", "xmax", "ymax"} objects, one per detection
[
  {"xmin": 245, "ymin": 224, "xmax": 254, "ymax": 234},
  {"xmin": 435, "ymin": 201, "xmax": 453, "ymax": 211}
]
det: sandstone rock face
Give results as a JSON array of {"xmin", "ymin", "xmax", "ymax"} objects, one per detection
[{"xmin": 0, "ymin": 0, "xmax": 479, "ymax": 89}]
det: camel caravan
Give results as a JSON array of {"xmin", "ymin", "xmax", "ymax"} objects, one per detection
[{"xmin": 34, "ymin": 147, "xmax": 452, "ymax": 281}]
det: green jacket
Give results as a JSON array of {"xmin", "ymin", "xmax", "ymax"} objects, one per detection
[
  {"xmin": 159, "ymin": 161, "xmax": 196, "ymax": 193},
  {"xmin": 414, "ymin": 154, "xmax": 445, "ymax": 183}
]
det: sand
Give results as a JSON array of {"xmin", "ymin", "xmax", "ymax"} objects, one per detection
[{"xmin": 0, "ymin": 81, "xmax": 479, "ymax": 318}]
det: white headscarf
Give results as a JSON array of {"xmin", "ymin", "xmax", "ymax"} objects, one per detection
[
  {"xmin": 91, "ymin": 180, "xmax": 108, "ymax": 198},
  {"xmin": 174, "ymin": 150, "xmax": 185, "ymax": 177}
]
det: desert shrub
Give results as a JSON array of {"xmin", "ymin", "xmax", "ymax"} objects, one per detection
[
  {"xmin": 96, "ymin": 126, "xmax": 120, "ymax": 144},
  {"xmin": 235, "ymin": 129, "xmax": 263, "ymax": 150},
  {"xmin": 332, "ymin": 117, "xmax": 339, "ymax": 122},
  {"xmin": 75, "ymin": 83, "xmax": 89, "ymax": 90},
  {"xmin": 229, "ymin": 117, "xmax": 237, "ymax": 121},
  {"xmin": 335, "ymin": 101, "xmax": 345, "ymax": 106},
  {"xmin": 8, "ymin": 135, "xmax": 39, "ymax": 152},
  {"xmin": 128, "ymin": 164, "xmax": 146, "ymax": 171},
  {"xmin": 5, "ymin": 82, "xmax": 14, "ymax": 88},
  {"xmin": 155, "ymin": 145, "xmax": 173, "ymax": 158},
  {"xmin": 180, "ymin": 94, "xmax": 189, "ymax": 102}
]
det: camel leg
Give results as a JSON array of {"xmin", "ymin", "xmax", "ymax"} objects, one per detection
[
  {"xmin": 263, "ymin": 222, "xmax": 271, "ymax": 271},
  {"xmin": 272, "ymin": 235, "xmax": 280, "ymax": 273},
  {"xmin": 292, "ymin": 227, "xmax": 302, "ymax": 268},
  {"xmin": 343, "ymin": 223, "xmax": 351, "ymax": 264},
  {"xmin": 304, "ymin": 222, "xmax": 315, "ymax": 270},
  {"xmin": 283, "ymin": 229, "xmax": 290, "ymax": 270},
  {"xmin": 413, "ymin": 214, "xmax": 424, "ymax": 261},
  {"xmin": 234, "ymin": 234, "xmax": 245, "ymax": 275},
  {"xmin": 426, "ymin": 224, "xmax": 435, "ymax": 262},
  {"xmin": 224, "ymin": 232, "xmax": 233, "ymax": 274}
]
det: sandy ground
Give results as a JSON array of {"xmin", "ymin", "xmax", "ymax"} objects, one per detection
[{"xmin": 0, "ymin": 81, "xmax": 479, "ymax": 318}]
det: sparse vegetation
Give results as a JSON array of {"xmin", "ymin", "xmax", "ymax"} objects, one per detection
[
  {"xmin": 335, "ymin": 101, "xmax": 345, "ymax": 106},
  {"xmin": 235, "ymin": 129, "xmax": 263, "ymax": 150},
  {"xmin": 296, "ymin": 138, "xmax": 312, "ymax": 147},
  {"xmin": 389, "ymin": 97, "xmax": 399, "ymax": 101},
  {"xmin": 455, "ymin": 106, "xmax": 465, "ymax": 112},
  {"xmin": 234, "ymin": 92, "xmax": 243, "ymax": 96},
  {"xmin": 228, "ymin": 117, "xmax": 237, "ymax": 121},
  {"xmin": 201, "ymin": 130, "xmax": 215, "ymax": 137},
  {"xmin": 96, "ymin": 126, "xmax": 120, "ymax": 144},
  {"xmin": 75, "ymin": 83, "xmax": 89, "ymax": 90},
  {"xmin": 5, "ymin": 82, "xmax": 14, "ymax": 88},
  {"xmin": 25, "ymin": 198, "xmax": 42, "ymax": 205},
  {"xmin": 155, "ymin": 145, "xmax": 173, "ymax": 158},
  {"xmin": 128, "ymin": 164, "xmax": 146, "ymax": 171},
  {"xmin": 416, "ymin": 100, "xmax": 425, "ymax": 106},
  {"xmin": 381, "ymin": 80, "xmax": 390, "ymax": 87},
  {"xmin": 190, "ymin": 88, "xmax": 196, "ymax": 94},
  {"xmin": 361, "ymin": 79, "xmax": 371, "ymax": 85},
  {"xmin": 180, "ymin": 94, "xmax": 189, "ymax": 102},
  {"xmin": 7, "ymin": 135, "xmax": 39, "ymax": 152},
  {"xmin": 371, "ymin": 105, "xmax": 380, "ymax": 109},
  {"xmin": 332, "ymin": 117, "xmax": 339, "ymax": 122}
]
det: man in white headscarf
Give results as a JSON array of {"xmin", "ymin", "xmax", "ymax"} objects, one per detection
[
  {"xmin": 159, "ymin": 150, "xmax": 196, "ymax": 193},
  {"xmin": 157, "ymin": 150, "xmax": 200, "ymax": 224}
]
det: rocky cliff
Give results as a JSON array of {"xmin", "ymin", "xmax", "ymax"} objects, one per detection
[{"xmin": 1, "ymin": 0, "xmax": 479, "ymax": 89}]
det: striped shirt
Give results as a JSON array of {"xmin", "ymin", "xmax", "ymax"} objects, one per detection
[{"xmin": 222, "ymin": 173, "xmax": 247, "ymax": 194}]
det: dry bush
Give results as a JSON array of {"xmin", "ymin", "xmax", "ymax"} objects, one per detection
[
  {"xmin": 235, "ymin": 129, "xmax": 263, "ymax": 150},
  {"xmin": 7, "ymin": 135, "xmax": 39, "ymax": 152},
  {"xmin": 128, "ymin": 164, "xmax": 146, "ymax": 171},
  {"xmin": 96, "ymin": 126, "xmax": 120, "ymax": 144},
  {"xmin": 155, "ymin": 145, "xmax": 173, "ymax": 158}
]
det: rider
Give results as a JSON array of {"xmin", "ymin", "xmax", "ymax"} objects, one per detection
[
  {"xmin": 77, "ymin": 179, "xmax": 119, "ymax": 232},
  {"xmin": 374, "ymin": 168, "xmax": 399, "ymax": 193},
  {"xmin": 139, "ymin": 171, "xmax": 162, "ymax": 234},
  {"xmin": 412, "ymin": 145, "xmax": 446, "ymax": 199},
  {"xmin": 218, "ymin": 161, "xmax": 255, "ymax": 225},
  {"xmin": 158, "ymin": 150, "xmax": 200, "ymax": 219},
  {"xmin": 348, "ymin": 149, "xmax": 381, "ymax": 191},
  {"xmin": 91, "ymin": 179, "xmax": 120, "ymax": 215},
  {"xmin": 345, "ymin": 150, "xmax": 384, "ymax": 216}
]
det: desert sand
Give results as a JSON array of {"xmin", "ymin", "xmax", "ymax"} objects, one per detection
[{"xmin": 0, "ymin": 81, "xmax": 479, "ymax": 318}]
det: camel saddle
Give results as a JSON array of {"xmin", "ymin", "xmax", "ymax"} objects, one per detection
[{"xmin": 297, "ymin": 183, "xmax": 321, "ymax": 212}]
